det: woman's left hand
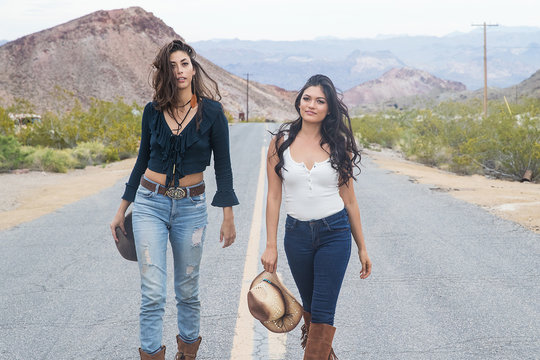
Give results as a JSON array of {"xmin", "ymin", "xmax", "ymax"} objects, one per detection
[
  {"xmin": 359, "ymin": 250, "xmax": 372, "ymax": 279},
  {"xmin": 220, "ymin": 217, "xmax": 236, "ymax": 248}
]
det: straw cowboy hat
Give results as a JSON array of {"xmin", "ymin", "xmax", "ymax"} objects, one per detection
[
  {"xmin": 114, "ymin": 212, "xmax": 137, "ymax": 261},
  {"xmin": 248, "ymin": 271, "xmax": 303, "ymax": 333}
]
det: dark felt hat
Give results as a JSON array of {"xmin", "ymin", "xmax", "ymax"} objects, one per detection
[{"xmin": 115, "ymin": 212, "xmax": 137, "ymax": 261}]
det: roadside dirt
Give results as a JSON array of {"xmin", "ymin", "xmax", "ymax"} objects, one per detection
[
  {"xmin": 0, "ymin": 158, "xmax": 135, "ymax": 230},
  {"xmin": 365, "ymin": 149, "xmax": 540, "ymax": 233}
]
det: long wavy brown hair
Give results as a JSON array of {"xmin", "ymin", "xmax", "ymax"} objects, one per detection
[
  {"xmin": 272, "ymin": 74, "xmax": 361, "ymax": 186},
  {"xmin": 151, "ymin": 40, "xmax": 221, "ymax": 128}
]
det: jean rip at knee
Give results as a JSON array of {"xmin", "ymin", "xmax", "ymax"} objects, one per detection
[{"xmin": 191, "ymin": 226, "xmax": 205, "ymax": 247}]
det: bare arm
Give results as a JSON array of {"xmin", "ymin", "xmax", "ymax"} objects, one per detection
[
  {"xmin": 339, "ymin": 178, "xmax": 372, "ymax": 279},
  {"xmin": 220, "ymin": 206, "xmax": 236, "ymax": 248},
  {"xmin": 110, "ymin": 199, "xmax": 131, "ymax": 242},
  {"xmin": 261, "ymin": 137, "xmax": 282, "ymax": 273}
]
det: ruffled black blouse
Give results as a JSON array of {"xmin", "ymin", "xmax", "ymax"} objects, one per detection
[{"xmin": 122, "ymin": 98, "xmax": 239, "ymax": 207}]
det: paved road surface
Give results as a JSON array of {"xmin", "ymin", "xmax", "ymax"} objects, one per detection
[{"xmin": 1, "ymin": 123, "xmax": 538, "ymax": 359}]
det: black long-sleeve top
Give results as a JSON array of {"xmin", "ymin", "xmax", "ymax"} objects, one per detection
[{"xmin": 122, "ymin": 98, "xmax": 239, "ymax": 207}]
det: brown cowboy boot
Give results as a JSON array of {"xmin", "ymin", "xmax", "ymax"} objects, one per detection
[
  {"xmin": 301, "ymin": 311, "xmax": 312, "ymax": 349},
  {"xmin": 139, "ymin": 346, "xmax": 166, "ymax": 360},
  {"xmin": 175, "ymin": 335, "xmax": 202, "ymax": 360},
  {"xmin": 304, "ymin": 323, "xmax": 338, "ymax": 360}
]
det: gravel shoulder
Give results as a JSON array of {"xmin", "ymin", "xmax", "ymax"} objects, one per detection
[{"xmin": 366, "ymin": 148, "xmax": 540, "ymax": 233}]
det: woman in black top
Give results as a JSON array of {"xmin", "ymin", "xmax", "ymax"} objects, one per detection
[{"xmin": 110, "ymin": 40, "xmax": 238, "ymax": 360}]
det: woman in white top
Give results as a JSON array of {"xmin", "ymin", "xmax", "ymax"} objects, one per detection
[{"xmin": 261, "ymin": 74, "xmax": 372, "ymax": 360}]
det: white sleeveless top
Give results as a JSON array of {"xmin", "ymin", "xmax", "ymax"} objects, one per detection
[{"xmin": 282, "ymin": 147, "xmax": 344, "ymax": 221}]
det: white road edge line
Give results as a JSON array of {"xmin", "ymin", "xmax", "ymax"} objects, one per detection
[{"xmin": 230, "ymin": 145, "xmax": 267, "ymax": 360}]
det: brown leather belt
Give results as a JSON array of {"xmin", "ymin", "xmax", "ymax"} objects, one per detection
[{"xmin": 140, "ymin": 177, "xmax": 205, "ymax": 200}]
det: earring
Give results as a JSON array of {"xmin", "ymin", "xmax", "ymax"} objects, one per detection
[{"xmin": 190, "ymin": 93, "xmax": 198, "ymax": 108}]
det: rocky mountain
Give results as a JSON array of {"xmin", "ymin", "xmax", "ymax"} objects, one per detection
[
  {"xmin": 0, "ymin": 7, "xmax": 295, "ymax": 121},
  {"xmin": 343, "ymin": 67, "xmax": 466, "ymax": 109},
  {"xmin": 437, "ymin": 67, "xmax": 540, "ymax": 104},
  {"xmin": 513, "ymin": 69, "xmax": 540, "ymax": 97},
  {"xmin": 193, "ymin": 28, "xmax": 540, "ymax": 91}
]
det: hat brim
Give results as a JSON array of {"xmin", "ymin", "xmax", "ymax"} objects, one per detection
[
  {"xmin": 114, "ymin": 212, "xmax": 137, "ymax": 261},
  {"xmin": 249, "ymin": 271, "xmax": 303, "ymax": 333}
]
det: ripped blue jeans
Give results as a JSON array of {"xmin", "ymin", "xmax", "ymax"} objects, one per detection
[{"xmin": 132, "ymin": 177, "xmax": 207, "ymax": 354}]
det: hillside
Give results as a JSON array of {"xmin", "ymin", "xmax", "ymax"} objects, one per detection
[
  {"xmin": 0, "ymin": 7, "xmax": 295, "ymax": 121},
  {"xmin": 514, "ymin": 69, "xmax": 540, "ymax": 97},
  {"xmin": 343, "ymin": 67, "xmax": 466, "ymax": 109}
]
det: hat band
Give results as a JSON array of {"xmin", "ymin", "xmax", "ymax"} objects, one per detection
[{"xmin": 262, "ymin": 278, "xmax": 290, "ymax": 326}]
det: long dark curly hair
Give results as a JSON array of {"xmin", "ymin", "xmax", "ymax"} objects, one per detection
[
  {"xmin": 151, "ymin": 40, "xmax": 221, "ymax": 128},
  {"xmin": 272, "ymin": 74, "xmax": 361, "ymax": 186}
]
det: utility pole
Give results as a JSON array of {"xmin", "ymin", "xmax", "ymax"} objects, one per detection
[
  {"xmin": 472, "ymin": 22, "xmax": 498, "ymax": 117},
  {"xmin": 245, "ymin": 73, "xmax": 250, "ymax": 122}
]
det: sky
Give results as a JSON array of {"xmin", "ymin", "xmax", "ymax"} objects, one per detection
[{"xmin": 0, "ymin": 0, "xmax": 539, "ymax": 42}]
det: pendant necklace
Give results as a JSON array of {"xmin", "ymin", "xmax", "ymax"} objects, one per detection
[
  {"xmin": 172, "ymin": 106, "xmax": 192, "ymax": 134},
  {"xmin": 171, "ymin": 94, "xmax": 198, "ymax": 134}
]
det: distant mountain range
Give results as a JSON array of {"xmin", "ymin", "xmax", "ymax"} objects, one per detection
[
  {"xmin": 192, "ymin": 27, "xmax": 540, "ymax": 92},
  {"xmin": 0, "ymin": 40, "xmax": 7, "ymax": 46},
  {"xmin": 344, "ymin": 68, "xmax": 466, "ymax": 111},
  {"xmin": 0, "ymin": 8, "xmax": 295, "ymax": 120},
  {"xmin": 1, "ymin": 10, "xmax": 537, "ymax": 118}
]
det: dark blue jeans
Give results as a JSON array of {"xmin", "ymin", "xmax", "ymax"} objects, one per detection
[{"xmin": 284, "ymin": 208, "xmax": 351, "ymax": 326}]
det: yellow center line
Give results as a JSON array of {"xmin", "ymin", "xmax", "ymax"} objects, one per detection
[{"xmin": 230, "ymin": 145, "xmax": 267, "ymax": 359}]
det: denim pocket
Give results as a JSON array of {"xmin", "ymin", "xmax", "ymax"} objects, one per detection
[
  {"xmin": 324, "ymin": 213, "xmax": 350, "ymax": 232},
  {"xmin": 285, "ymin": 216, "xmax": 297, "ymax": 230},
  {"xmin": 189, "ymin": 193, "xmax": 206, "ymax": 206},
  {"xmin": 136, "ymin": 185, "xmax": 155, "ymax": 198}
]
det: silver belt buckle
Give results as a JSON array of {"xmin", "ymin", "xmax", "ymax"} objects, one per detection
[{"xmin": 165, "ymin": 187, "xmax": 186, "ymax": 199}]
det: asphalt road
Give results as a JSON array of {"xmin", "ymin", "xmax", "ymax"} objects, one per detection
[{"xmin": 1, "ymin": 123, "xmax": 539, "ymax": 360}]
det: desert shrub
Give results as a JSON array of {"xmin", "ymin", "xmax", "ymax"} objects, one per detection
[
  {"xmin": 104, "ymin": 146, "xmax": 120, "ymax": 163},
  {"xmin": 458, "ymin": 105, "xmax": 540, "ymax": 180},
  {"xmin": 351, "ymin": 111, "xmax": 405, "ymax": 148},
  {"xmin": 99, "ymin": 100, "xmax": 141, "ymax": 159},
  {"xmin": 19, "ymin": 111, "xmax": 71, "ymax": 148},
  {"xmin": 224, "ymin": 111, "xmax": 234, "ymax": 123},
  {"xmin": 400, "ymin": 110, "xmax": 447, "ymax": 166},
  {"xmin": 352, "ymin": 97, "xmax": 540, "ymax": 181},
  {"xmin": 27, "ymin": 147, "xmax": 76, "ymax": 173},
  {"xmin": 0, "ymin": 135, "xmax": 32, "ymax": 171},
  {"xmin": 11, "ymin": 97, "xmax": 141, "ymax": 156},
  {"xmin": 0, "ymin": 107, "xmax": 15, "ymax": 136},
  {"xmin": 72, "ymin": 141, "xmax": 107, "ymax": 167}
]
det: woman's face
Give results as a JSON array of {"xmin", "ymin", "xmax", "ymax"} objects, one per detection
[
  {"xmin": 299, "ymin": 85, "xmax": 329, "ymax": 124},
  {"xmin": 170, "ymin": 50, "xmax": 196, "ymax": 91}
]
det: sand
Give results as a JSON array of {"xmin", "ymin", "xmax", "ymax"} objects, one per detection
[
  {"xmin": 0, "ymin": 158, "xmax": 135, "ymax": 230},
  {"xmin": 0, "ymin": 151, "xmax": 539, "ymax": 233}
]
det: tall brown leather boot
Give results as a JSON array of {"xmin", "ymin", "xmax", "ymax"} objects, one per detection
[
  {"xmin": 139, "ymin": 346, "xmax": 166, "ymax": 360},
  {"xmin": 304, "ymin": 323, "xmax": 338, "ymax": 360},
  {"xmin": 301, "ymin": 311, "xmax": 312, "ymax": 349},
  {"xmin": 175, "ymin": 335, "xmax": 202, "ymax": 360}
]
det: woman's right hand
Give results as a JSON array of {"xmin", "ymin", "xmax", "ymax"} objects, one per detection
[
  {"xmin": 110, "ymin": 211, "xmax": 126, "ymax": 243},
  {"xmin": 261, "ymin": 247, "xmax": 278, "ymax": 273}
]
